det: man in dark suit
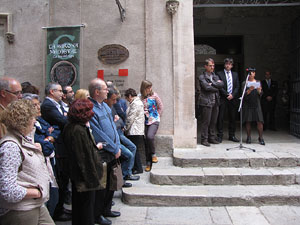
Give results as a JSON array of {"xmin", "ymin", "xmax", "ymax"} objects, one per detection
[
  {"xmin": 198, "ymin": 58, "xmax": 224, "ymax": 147},
  {"xmin": 261, "ymin": 71, "xmax": 278, "ymax": 130},
  {"xmin": 216, "ymin": 58, "xmax": 240, "ymax": 143},
  {"xmin": 41, "ymin": 83, "xmax": 71, "ymax": 221}
]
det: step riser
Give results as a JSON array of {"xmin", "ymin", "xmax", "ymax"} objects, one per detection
[
  {"xmin": 150, "ymin": 174, "xmax": 299, "ymax": 185},
  {"xmin": 122, "ymin": 194, "xmax": 300, "ymax": 207},
  {"xmin": 173, "ymin": 157, "xmax": 300, "ymax": 168}
]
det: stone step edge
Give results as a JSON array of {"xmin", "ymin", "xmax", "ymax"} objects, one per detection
[
  {"xmin": 150, "ymin": 167, "xmax": 300, "ymax": 185},
  {"xmin": 173, "ymin": 154, "xmax": 300, "ymax": 168},
  {"xmin": 122, "ymin": 185, "xmax": 300, "ymax": 207}
]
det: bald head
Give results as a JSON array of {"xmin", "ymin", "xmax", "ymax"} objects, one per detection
[
  {"xmin": 0, "ymin": 77, "xmax": 22, "ymax": 107},
  {"xmin": 88, "ymin": 78, "xmax": 108, "ymax": 103}
]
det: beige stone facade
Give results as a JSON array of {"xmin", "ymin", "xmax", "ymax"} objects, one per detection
[{"xmin": 0, "ymin": 1, "xmax": 300, "ymax": 151}]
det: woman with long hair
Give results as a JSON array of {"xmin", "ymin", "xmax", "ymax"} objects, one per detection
[{"xmin": 140, "ymin": 80, "xmax": 163, "ymax": 172}]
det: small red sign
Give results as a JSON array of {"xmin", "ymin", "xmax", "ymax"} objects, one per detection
[
  {"xmin": 119, "ymin": 69, "xmax": 128, "ymax": 76},
  {"xmin": 97, "ymin": 70, "xmax": 104, "ymax": 80}
]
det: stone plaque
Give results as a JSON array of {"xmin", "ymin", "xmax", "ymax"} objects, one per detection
[
  {"xmin": 98, "ymin": 44, "xmax": 129, "ymax": 65},
  {"xmin": 50, "ymin": 61, "xmax": 77, "ymax": 86}
]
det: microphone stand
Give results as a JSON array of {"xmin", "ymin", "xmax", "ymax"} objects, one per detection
[{"xmin": 226, "ymin": 74, "xmax": 255, "ymax": 152}]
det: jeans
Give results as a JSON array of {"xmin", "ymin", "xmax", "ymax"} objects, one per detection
[{"xmin": 119, "ymin": 132, "xmax": 136, "ymax": 177}]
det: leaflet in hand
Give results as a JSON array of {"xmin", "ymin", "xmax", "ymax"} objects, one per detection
[{"xmin": 247, "ymin": 81, "xmax": 261, "ymax": 89}]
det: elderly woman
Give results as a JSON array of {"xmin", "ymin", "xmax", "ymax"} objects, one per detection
[
  {"xmin": 124, "ymin": 88, "xmax": 145, "ymax": 174},
  {"xmin": 0, "ymin": 99, "xmax": 54, "ymax": 225},
  {"xmin": 23, "ymin": 93, "xmax": 59, "ymax": 218},
  {"xmin": 63, "ymin": 99, "xmax": 104, "ymax": 225}
]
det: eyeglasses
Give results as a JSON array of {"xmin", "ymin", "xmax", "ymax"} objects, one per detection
[{"xmin": 5, "ymin": 89, "xmax": 23, "ymax": 96}]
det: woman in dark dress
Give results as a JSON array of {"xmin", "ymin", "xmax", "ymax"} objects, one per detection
[
  {"xmin": 63, "ymin": 99, "xmax": 104, "ymax": 225},
  {"xmin": 242, "ymin": 68, "xmax": 265, "ymax": 145}
]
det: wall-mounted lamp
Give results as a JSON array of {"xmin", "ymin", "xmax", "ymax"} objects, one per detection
[{"xmin": 166, "ymin": 0, "xmax": 179, "ymax": 15}]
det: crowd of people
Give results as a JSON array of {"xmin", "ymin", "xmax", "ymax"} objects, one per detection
[
  {"xmin": 0, "ymin": 77, "xmax": 163, "ymax": 225},
  {"xmin": 197, "ymin": 57, "xmax": 279, "ymax": 147}
]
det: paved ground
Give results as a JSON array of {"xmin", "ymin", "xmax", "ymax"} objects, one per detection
[{"xmin": 56, "ymin": 129, "xmax": 300, "ymax": 225}]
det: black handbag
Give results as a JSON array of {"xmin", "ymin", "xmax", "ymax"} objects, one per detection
[{"xmin": 109, "ymin": 159, "xmax": 123, "ymax": 191}]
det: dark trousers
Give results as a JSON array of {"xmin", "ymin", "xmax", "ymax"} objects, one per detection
[
  {"xmin": 127, "ymin": 135, "xmax": 145, "ymax": 171},
  {"xmin": 200, "ymin": 104, "xmax": 219, "ymax": 142},
  {"xmin": 217, "ymin": 98, "xmax": 238, "ymax": 138},
  {"xmin": 54, "ymin": 157, "xmax": 70, "ymax": 215},
  {"xmin": 94, "ymin": 160, "xmax": 114, "ymax": 220},
  {"xmin": 145, "ymin": 122, "xmax": 159, "ymax": 163},
  {"xmin": 72, "ymin": 184, "xmax": 95, "ymax": 225},
  {"xmin": 262, "ymin": 101, "xmax": 276, "ymax": 129}
]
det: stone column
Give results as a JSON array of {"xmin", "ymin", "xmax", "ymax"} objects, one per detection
[{"xmin": 171, "ymin": 0, "xmax": 197, "ymax": 148}]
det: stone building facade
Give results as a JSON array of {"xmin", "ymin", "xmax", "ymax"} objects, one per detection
[{"xmin": 0, "ymin": 1, "xmax": 299, "ymax": 153}]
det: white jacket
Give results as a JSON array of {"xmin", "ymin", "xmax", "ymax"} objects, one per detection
[{"xmin": 125, "ymin": 97, "xmax": 145, "ymax": 136}]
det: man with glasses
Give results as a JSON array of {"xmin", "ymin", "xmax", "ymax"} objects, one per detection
[
  {"xmin": 0, "ymin": 77, "xmax": 23, "ymax": 138},
  {"xmin": 89, "ymin": 78, "xmax": 121, "ymax": 225},
  {"xmin": 41, "ymin": 83, "xmax": 71, "ymax": 222}
]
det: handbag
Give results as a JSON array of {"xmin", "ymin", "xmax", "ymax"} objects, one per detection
[{"xmin": 109, "ymin": 159, "xmax": 124, "ymax": 191}]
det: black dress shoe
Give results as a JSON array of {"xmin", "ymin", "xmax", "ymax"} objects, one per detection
[
  {"xmin": 258, "ymin": 137, "xmax": 265, "ymax": 145},
  {"xmin": 122, "ymin": 182, "xmax": 132, "ymax": 188},
  {"xmin": 95, "ymin": 216, "xmax": 112, "ymax": 225},
  {"xmin": 201, "ymin": 141, "xmax": 210, "ymax": 147},
  {"xmin": 246, "ymin": 136, "xmax": 251, "ymax": 144},
  {"xmin": 229, "ymin": 136, "xmax": 239, "ymax": 142},
  {"xmin": 63, "ymin": 208, "xmax": 72, "ymax": 215},
  {"xmin": 124, "ymin": 175, "xmax": 140, "ymax": 181},
  {"xmin": 53, "ymin": 212, "xmax": 72, "ymax": 221},
  {"xmin": 132, "ymin": 170, "xmax": 143, "ymax": 175},
  {"xmin": 103, "ymin": 211, "xmax": 121, "ymax": 217},
  {"xmin": 217, "ymin": 137, "xmax": 223, "ymax": 143}
]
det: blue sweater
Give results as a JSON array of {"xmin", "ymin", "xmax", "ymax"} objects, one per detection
[{"xmin": 89, "ymin": 98, "xmax": 121, "ymax": 155}]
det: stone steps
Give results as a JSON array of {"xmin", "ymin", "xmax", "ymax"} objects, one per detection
[
  {"xmin": 150, "ymin": 166, "xmax": 300, "ymax": 185},
  {"xmin": 173, "ymin": 146, "xmax": 300, "ymax": 167},
  {"xmin": 122, "ymin": 184, "xmax": 300, "ymax": 206}
]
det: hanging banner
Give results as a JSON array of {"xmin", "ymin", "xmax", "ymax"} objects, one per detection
[{"xmin": 46, "ymin": 26, "xmax": 80, "ymax": 90}]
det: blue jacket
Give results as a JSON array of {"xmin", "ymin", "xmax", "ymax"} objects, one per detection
[
  {"xmin": 89, "ymin": 98, "xmax": 121, "ymax": 155},
  {"xmin": 34, "ymin": 117, "xmax": 60, "ymax": 157}
]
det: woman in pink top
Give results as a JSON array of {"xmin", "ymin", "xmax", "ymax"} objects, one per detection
[{"xmin": 140, "ymin": 80, "xmax": 163, "ymax": 172}]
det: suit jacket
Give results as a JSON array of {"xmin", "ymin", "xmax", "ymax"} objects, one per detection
[
  {"xmin": 41, "ymin": 98, "xmax": 68, "ymax": 157},
  {"xmin": 217, "ymin": 70, "xmax": 240, "ymax": 100},
  {"xmin": 198, "ymin": 72, "xmax": 224, "ymax": 107},
  {"xmin": 261, "ymin": 79, "xmax": 278, "ymax": 103}
]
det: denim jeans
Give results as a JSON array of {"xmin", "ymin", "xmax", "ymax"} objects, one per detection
[{"xmin": 119, "ymin": 132, "xmax": 136, "ymax": 177}]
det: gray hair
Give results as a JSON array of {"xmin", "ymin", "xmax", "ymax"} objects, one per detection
[
  {"xmin": 107, "ymin": 87, "xmax": 118, "ymax": 100},
  {"xmin": 22, "ymin": 93, "xmax": 40, "ymax": 101},
  {"xmin": 205, "ymin": 58, "xmax": 214, "ymax": 66},
  {"xmin": 45, "ymin": 83, "xmax": 60, "ymax": 96}
]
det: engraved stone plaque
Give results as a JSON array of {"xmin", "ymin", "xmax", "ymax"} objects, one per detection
[{"xmin": 98, "ymin": 44, "xmax": 129, "ymax": 65}]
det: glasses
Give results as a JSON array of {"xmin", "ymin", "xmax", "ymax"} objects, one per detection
[
  {"xmin": 53, "ymin": 89, "xmax": 63, "ymax": 93},
  {"xmin": 5, "ymin": 89, "xmax": 22, "ymax": 96}
]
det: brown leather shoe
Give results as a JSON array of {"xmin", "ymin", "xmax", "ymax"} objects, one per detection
[
  {"xmin": 208, "ymin": 139, "xmax": 220, "ymax": 144},
  {"xmin": 152, "ymin": 156, "xmax": 158, "ymax": 163},
  {"xmin": 145, "ymin": 165, "xmax": 151, "ymax": 172}
]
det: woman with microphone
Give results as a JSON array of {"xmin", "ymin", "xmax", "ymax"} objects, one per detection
[{"xmin": 242, "ymin": 67, "xmax": 265, "ymax": 145}]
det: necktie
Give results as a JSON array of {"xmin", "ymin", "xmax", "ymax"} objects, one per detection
[
  {"xmin": 267, "ymin": 80, "xmax": 271, "ymax": 88},
  {"xmin": 226, "ymin": 71, "xmax": 232, "ymax": 94}
]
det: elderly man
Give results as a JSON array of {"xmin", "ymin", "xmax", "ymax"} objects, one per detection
[
  {"xmin": 0, "ymin": 77, "xmax": 23, "ymax": 138},
  {"xmin": 41, "ymin": 83, "xmax": 71, "ymax": 222},
  {"xmin": 198, "ymin": 58, "xmax": 224, "ymax": 147},
  {"xmin": 88, "ymin": 78, "xmax": 121, "ymax": 225}
]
